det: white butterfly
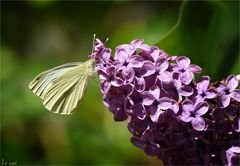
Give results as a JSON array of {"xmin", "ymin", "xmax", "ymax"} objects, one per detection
[{"xmin": 28, "ymin": 59, "xmax": 95, "ymax": 115}]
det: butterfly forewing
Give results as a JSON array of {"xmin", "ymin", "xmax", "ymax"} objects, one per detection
[
  {"xmin": 29, "ymin": 59, "xmax": 94, "ymax": 115},
  {"xmin": 29, "ymin": 62, "xmax": 82, "ymax": 98}
]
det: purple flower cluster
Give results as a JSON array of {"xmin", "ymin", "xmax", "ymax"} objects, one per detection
[{"xmin": 91, "ymin": 38, "xmax": 240, "ymax": 165}]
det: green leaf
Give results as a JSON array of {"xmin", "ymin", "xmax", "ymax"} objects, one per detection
[{"xmin": 156, "ymin": 0, "xmax": 239, "ymax": 81}]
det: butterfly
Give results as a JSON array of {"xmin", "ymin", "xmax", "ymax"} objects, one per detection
[{"xmin": 28, "ymin": 59, "xmax": 95, "ymax": 115}]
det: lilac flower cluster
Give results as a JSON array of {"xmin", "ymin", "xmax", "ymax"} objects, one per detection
[{"xmin": 91, "ymin": 38, "xmax": 240, "ymax": 165}]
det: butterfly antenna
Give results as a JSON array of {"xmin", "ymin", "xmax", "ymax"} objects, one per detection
[
  {"xmin": 91, "ymin": 34, "xmax": 96, "ymax": 54},
  {"xmin": 104, "ymin": 37, "xmax": 109, "ymax": 44}
]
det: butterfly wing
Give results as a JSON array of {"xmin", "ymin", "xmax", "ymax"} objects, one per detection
[{"xmin": 29, "ymin": 59, "xmax": 94, "ymax": 115}]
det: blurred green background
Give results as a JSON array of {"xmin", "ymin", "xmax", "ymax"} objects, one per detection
[{"xmin": 1, "ymin": 0, "xmax": 239, "ymax": 165}]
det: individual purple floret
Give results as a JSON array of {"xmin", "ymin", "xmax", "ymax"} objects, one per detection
[
  {"xmin": 180, "ymin": 99, "xmax": 209, "ymax": 131},
  {"xmin": 91, "ymin": 38, "xmax": 240, "ymax": 165},
  {"xmin": 171, "ymin": 56, "xmax": 202, "ymax": 85},
  {"xmin": 216, "ymin": 75, "xmax": 240, "ymax": 108},
  {"xmin": 98, "ymin": 66, "xmax": 123, "ymax": 92},
  {"xmin": 131, "ymin": 128, "xmax": 160, "ymax": 156},
  {"xmin": 194, "ymin": 76, "xmax": 217, "ymax": 103}
]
